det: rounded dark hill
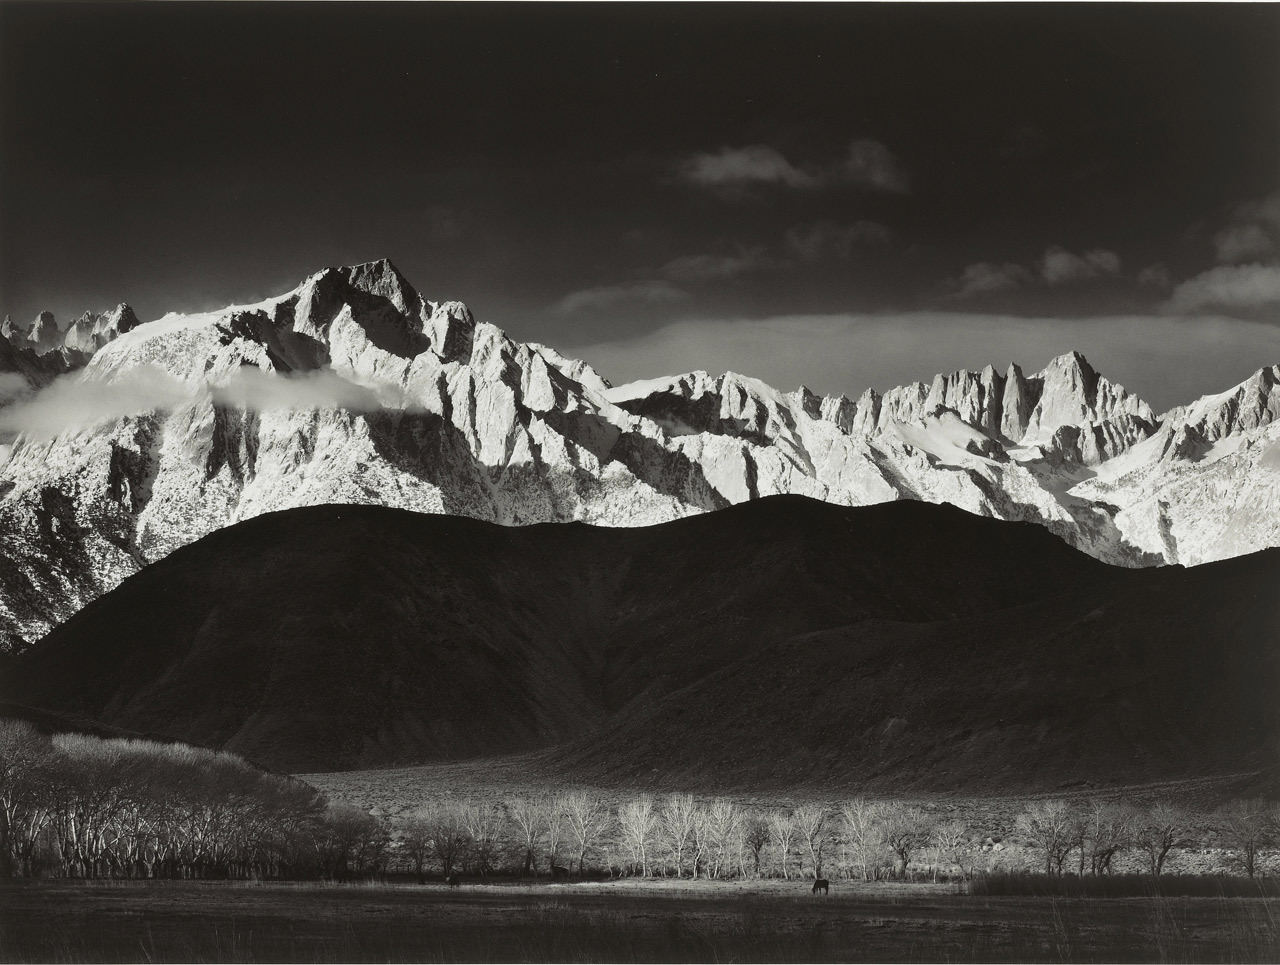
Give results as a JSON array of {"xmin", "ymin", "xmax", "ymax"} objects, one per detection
[
  {"xmin": 13, "ymin": 493, "xmax": 1272, "ymax": 790},
  {"xmin": 9, "ymin": 496, "xmax": 1102, "ymax": 771},
  {"xmin": 544, "ymin": 548, "xmax": 1280, "ymax": 794}
]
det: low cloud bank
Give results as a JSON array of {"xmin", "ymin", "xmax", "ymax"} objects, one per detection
[{"xmin": 0, "ymin": 366, "xmax": 411, "ymax": 441}]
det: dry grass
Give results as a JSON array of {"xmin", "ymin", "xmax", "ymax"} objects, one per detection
[{"xmin": 2, "ymin": 877, "xmax": 1278, "ymax": 963}]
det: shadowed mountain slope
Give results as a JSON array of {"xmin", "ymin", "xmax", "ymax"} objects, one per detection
[{"xmin": 7, "ymin": 496, "xmax": 1277, "ymax": 790}]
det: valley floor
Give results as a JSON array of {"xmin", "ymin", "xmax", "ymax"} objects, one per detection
[{"xmin": 1, "ymin": 878, "xmax": 1277, "ymax": 964}]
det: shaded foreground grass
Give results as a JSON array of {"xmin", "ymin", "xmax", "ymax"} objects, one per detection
[
  {"xmin": 966, "ymin": 873, "xmax": 1280, "ymax": 898},
  {"xmin": 2, "ymin": 879, "xmax": 1278, "ymax": 963}
]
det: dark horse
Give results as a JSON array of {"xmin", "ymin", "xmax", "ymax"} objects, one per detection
[
  {"xmin": 812, "ymin": 878, "xmax": 829, "ymax": 895},
  {"xmin": 445, "ymin": 874, "xmax": 461, "ymax": 888},
  {"xmin": 551, "ymin": 864, "xmax": 571, "ymax": 879}
]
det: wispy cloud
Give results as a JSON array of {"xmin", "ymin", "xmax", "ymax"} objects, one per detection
[
  {"xmin": 785, "ymin": 221, "xmax": 892, "ymax": 261},
  {"xmin": 0, "ymin": 366, "xmax": 410, "ymax": 441},
  {"xmin": 554, "ymin": 280, "xmax": 688, "ymax": 314},
  {"xmin": 677, "ymin": 145, "xmax": 819, "ymax": 191},
  {"xmin": 952, "ymin": 262, "xmax": 1034, "ymax": 299},
  {"xmin": 837, "ymin": 140, "xmax": 910, "ymax": 193},
  {"xmin": 1213, "ymin": 223, "xmax": 1275, "ymax": 264},
  {"xmin": 1213, "ymin": 189, "xmax": 1280, "ymax": 264},
  {"xmin": 1137, "ymin": 263, "xmax": 1172, "ymax": 290},
  {"xmin": 1166, "ymin": 263, "xmax": 1280, "ymax": 315},
  {"xmin": 657, "ymin": 246, "xmax": 780, "ymax": 281},
  {"xmin": 1040, "ymin": 246, "xmax": 1122, "ymax": 285},
  {"xmin": 676, "ymin": 139, "xmax": 908, "ymax": 196}
]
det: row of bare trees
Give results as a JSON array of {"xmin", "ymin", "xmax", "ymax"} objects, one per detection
[
  {"xmin": 5, "ymin": 720, "xmax": 1276, "ymax": 881},
  {"xmin": 380, "ymin": 796, "xmax": 1008, "ymax": 881},
  {"xmin": 0, "ymin": 720, "xmax": 392, "ymax": 880},
  {"xmin": 1015, "ymin": 798, "xmax": 1280, "ymax": 879},
  {"xmin": 390, "ymin": 793, "xmax": 1280, "ymax": 882}
]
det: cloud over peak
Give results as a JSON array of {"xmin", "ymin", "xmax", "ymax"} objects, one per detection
[{"xmin": 0, "ymin": 366, "xmax": 411, "ymax": 441}]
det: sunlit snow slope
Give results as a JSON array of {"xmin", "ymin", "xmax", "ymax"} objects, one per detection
[{"xmin": 2, "ymin": 259, "xmax": 1280, "ymax": 651}]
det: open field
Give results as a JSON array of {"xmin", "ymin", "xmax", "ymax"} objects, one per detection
[{"xmin": 2, "ymin": 878, "xmax": 1278, "ymax": 963}]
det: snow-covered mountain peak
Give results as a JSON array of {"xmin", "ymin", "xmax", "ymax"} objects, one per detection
[
  {"xmin": 0, "ymin": 315, "xmax": 24, "ymax": 342},
  {"xmin": 4, "ymin": 258, "xmax": 1280, "ymax": 651},
  {"xmin": 26, "ymin": 312, "xmax": 61, "ymax": 356},
  {"xmin": 1162, "ymin": 363, "xmax": 1280, "ymax": 444}
]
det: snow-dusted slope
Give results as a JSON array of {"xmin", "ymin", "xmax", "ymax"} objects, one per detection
[{"xmin": 1, "ymin": 258, "xmax": 1278, "ymax": 651}]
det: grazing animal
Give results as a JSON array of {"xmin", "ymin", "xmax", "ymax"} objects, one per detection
[
  {"xmin": 445, "ymin": 874, "xmax": 461, "ymax": 889},
  {"xmin": 812, "ymin": 878, "xmax": 829, "ymax": 895},
  {"xmin": 551, "ymin": 864, "xmax": 570, "ymax": 879}
]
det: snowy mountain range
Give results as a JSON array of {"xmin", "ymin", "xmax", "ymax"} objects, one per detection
[{"xmin": 2, "ymin": 258, "xmax": 1279, "ymax": 652}]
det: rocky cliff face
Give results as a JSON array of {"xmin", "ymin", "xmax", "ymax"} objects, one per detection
[{"xmin": 1, "ymin": 259, "xmax": 1279, "ymax": 652}]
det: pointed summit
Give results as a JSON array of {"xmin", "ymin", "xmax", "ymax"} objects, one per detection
[
  {"xmin": 1000, "ymin": 362, "xmax": 1037, "ymax": 441},
  {"xmin": 26, "ymin": 312, "xmax": 61, "ymax": 355},
  {"xmin": 339, "ymin": 258, "xmax": 420, "ymax": 315},
  {"xmin": 63, "ymin": 311, "xmax": 100, "ymax": 353},
  {"xmin": 0, "ymin": 314, "xmax": 27, "ymax": 346},
  {"xmin": 1022, "ymin": 350, "xmax": 1153, "ymax": 443}
]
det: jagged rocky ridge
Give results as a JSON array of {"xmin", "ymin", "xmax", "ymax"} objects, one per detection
[{"xmin": 2, "ymin": 258, "xmax": 1280, "ymax": 652}]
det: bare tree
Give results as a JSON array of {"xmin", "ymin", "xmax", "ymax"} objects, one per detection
[
  {"xmin": 743, "ymin": 815, "xmax": 770, "ymax": 878},
  {"xmin": 561, "ymin": 792, "xmax": 611, "ymax": 875},
  {"xmin": 426, "ymin": 801, "xmax": 470, "ymax": 878},
  {"xmin": 689, "ymin": 803, "xmax": 712, "ymax": 879},
  {"xmin": 838, "ymin": 798, "xmax": 885, "ymax": 881},
  {"xmin": 546, "ymin": 795, "xmax": 568, "ymax": 873},
  {"xmin": 0, "ymin": 721, "xmax": 56, "ymax": 878},
  {"xmin": 459, "ymin": 800, "xmax": 502, "ymax": 875},
  {"xmin": 661, "ymin": 793, "xmax": 698, "ymax": 878},
  {"xmin": 1015, "ymin": 800, "xmax": 1076, "ymax": 876},
  {"xmin": 1081, "ymin": 801, "xmax": 1134, "ymax": 876},
  {"xmin": 400, "ymin": 809, "xmax": 434, "ymax": 883},
  {"xmin": 880, "ymin": 802, "xmax": 934, "ymax": 878},
  {"xmin": 1134, "ymin": 801, "xmax": 1196, "ymax": 878},
  {"xmin": 1213, "ymin": 798, "xmax": 1272, "ymax": 879},
  {"xmin": 506, "ymin": 796, "xmax": 548, "ymax": 877},
  {"xmin": 793, "ymin": 804, "xmax": 832, "ymax": 879},
  {"xmin": 767, "ymin": 808, "xmax": 797, "ymax": 880},
  {"xmin": 704, "ymin": 798, "xmax": 742, "ymax": 880},
  {"xmin": 617, "ymin": 796, "xmax": 659, "ymax": 877},
  {"xmin": 931, "ymin": 819, "xmax": 970, "ymax": 882},
  {"xmin": 312, "ymin": 804, "xmax": 388, "ymax": 880}
]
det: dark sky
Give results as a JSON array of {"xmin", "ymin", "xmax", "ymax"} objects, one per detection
[{"xmin": 2, "ymin": 3, "xmax": 1278, "ymax": 408}]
